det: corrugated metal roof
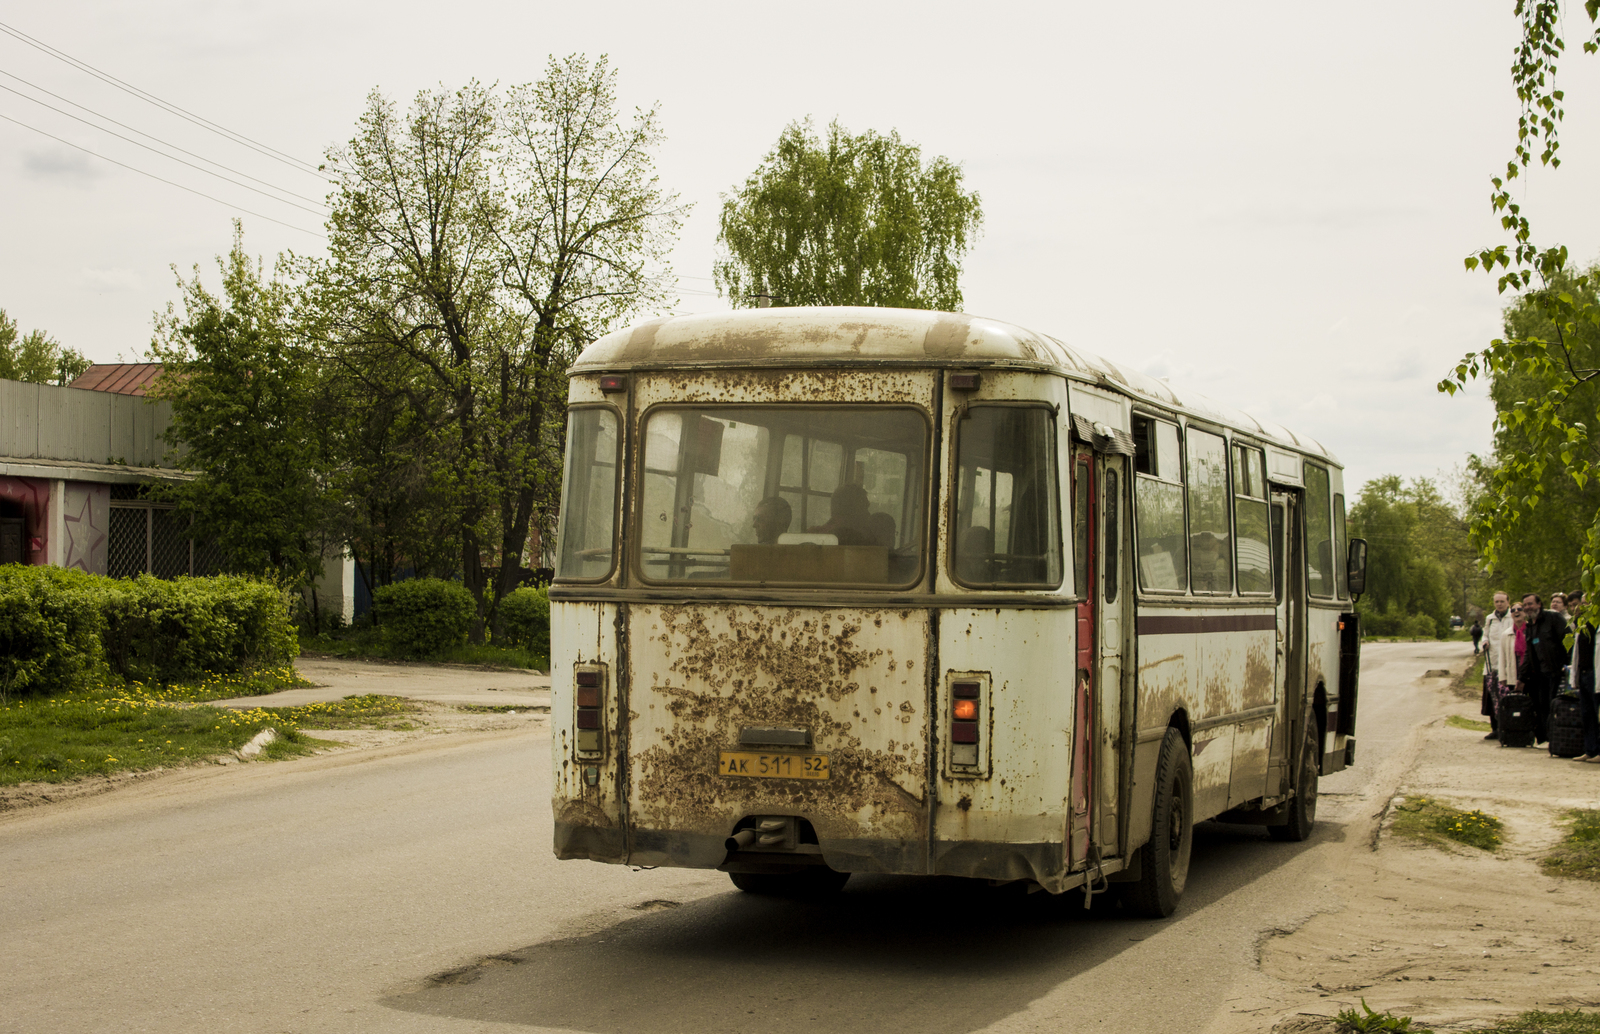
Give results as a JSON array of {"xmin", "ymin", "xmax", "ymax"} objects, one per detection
[
  {"xmin": 69, "ymin": 363, "xmax": 164, "ymax": 396},
  {"xmin": 572, "ymin": 307, "xmax": 1338, "ymax": 464}
]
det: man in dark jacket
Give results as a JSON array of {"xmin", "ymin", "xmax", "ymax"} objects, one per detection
[{"xmin": 1519, "ymin": 593, "xmax": 1568, "ymax": 743}]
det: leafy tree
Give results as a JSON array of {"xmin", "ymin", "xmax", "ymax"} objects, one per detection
[
  {"xmin": 714, "ymin": 119, "xmax": 982, "ymax": 310},
  {"xmin": 1349, "ymin": 476, "xmax": 1459, "ymax": 636},
  {"xmin": 1461, "ymin": 266, "xmax": 1600, "ymax": 596},
  {"xmin": 1440, "ymin": 2, "xmax": 1600, "ymax": 604},
  {"xmin": 149, "ymin": 224, "xmax": 334, "ymax": 604},
  {"xmin": 0, "ymin": 309, "xmax": 90, "ymax": 385},
  {"xmin": 309, "ymin": 57, "xmax": 679, "ymax": 638}
]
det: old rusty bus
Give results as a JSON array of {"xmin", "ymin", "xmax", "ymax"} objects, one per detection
[{"xmin": 548, "ymin": 307, "xmax": 1365, "ymax": 916}]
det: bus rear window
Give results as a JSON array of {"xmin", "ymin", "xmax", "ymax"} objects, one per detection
[
  {"xmin": 555, "ymin": 408, "xmax": 620, "ymax": 581},
  {"xmin": 951, "ymin": 406, "xmax": 1062, "ymax": 588},
  {"xmin": 636, "ymin": 406, "xmax": 927, "ymax": 587}
]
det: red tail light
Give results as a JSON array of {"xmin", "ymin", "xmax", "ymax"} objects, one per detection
[{"xmin": 949, "ymin": 678, "xmax": 984, "ymax": 771}]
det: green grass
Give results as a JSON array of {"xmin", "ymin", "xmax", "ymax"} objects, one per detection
[
  {"xmin": 300, "ymin": 629, "xmax": 545, "ymax": 671},
  {"xmin": 0, "ymin": 671, "xmax": 414, "ymax": 786},
  {"xmin": 1337, "ymin": 999, "xmax": 1432, "ymax": 1032},
  {"xmin": 1447, "ymin": 714, "xmax": 1493, "ymax": 732},
  {"xmin": 1470, "ymin": 1010, "xmax": 1600, "ymax": 1033},
  {"xmin": 254, "ymin": 693, "xmax": 418, "ymax": 730},
  {"xmin": 1390, "ymin": 796, "xmax": 1504, "ymax": 851},
  {"xmin": 1334, "ymin": 1004, "xmax": 1600, "ymax": 1033},
  {"xmin": 1541, "ymin": 809, "xmax": 1600, "ymax": 882}
]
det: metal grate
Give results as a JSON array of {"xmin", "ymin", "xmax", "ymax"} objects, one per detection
[
  {"xmin": 107, "ymin": 503, "xmax": 220, "ymax": 579},
  {"xmin": 108, "ymin": 506, "xmax": 147, "ymax": 577}
]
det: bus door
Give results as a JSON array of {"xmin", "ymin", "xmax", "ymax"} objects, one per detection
[
  {"xmin": 1070, "ymin": 448, "xmax": 1129, "ymax": 868},
  {"xmin": 1268, "ymin": 491, "xmax": 1302, "ymax": 796}
]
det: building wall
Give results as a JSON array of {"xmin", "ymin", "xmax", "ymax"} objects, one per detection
[
  {"xmin": 0, "ymin": 379, "xmax": 172, "ymax": 467},
  {"xmin": 58, "ymin": 482, "xmax": 109, "ymax": 574}
]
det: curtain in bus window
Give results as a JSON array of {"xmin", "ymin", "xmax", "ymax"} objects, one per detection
[
  {"xmin": 1186, "ymin": 429, "xmax": 1232, "ymax": 593},
  {"xmin": 1305, "ymin": 463, "xmax": 1334, "ymax": 597},
  {"xmin": 555, "ymin": 408, "xmax": 619, "ymax": 579},
  {"xmin": 952, "ymin": 406, "xmax": 1062, "ymax": 588},
  {"xmin": 1233, "ymin": 444, "xmax": 1271, "ymax": 594},
  {"xmin": 637, "ymin": 406, "xmax": 927, "ymax": 586},
  {"xmin": 1334, "ymin": 492, "xmax": 1349, "ymax": 599}
]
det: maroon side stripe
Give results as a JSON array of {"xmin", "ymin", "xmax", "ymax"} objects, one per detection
[{"xmin": 1138, "ymin": 613, "xmax": 1277, "ymax": 635}]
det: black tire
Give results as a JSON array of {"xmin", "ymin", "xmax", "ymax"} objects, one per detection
[
  {"xmin": 1121, "ymin": 727, "xmax": 1193, "ymax": 918},
  {"xmin": 729, "ymin": 867, "xmax": 850, "ymax": 896},
  {"xmin": 1269, "ymin": 721, "xmax": 1319, "ymax": 843}
]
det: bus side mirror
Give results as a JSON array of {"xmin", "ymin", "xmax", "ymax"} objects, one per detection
[{"xmin": 1347, "ymin": 538, "xmax": 1368, "ymax": 596}]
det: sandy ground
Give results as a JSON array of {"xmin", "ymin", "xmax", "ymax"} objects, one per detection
[
  {"xmin": 1256, "ymin": 665, "xmax": 1600, "ymax": 1032},
  {"xmin": 0, "ymin": 656, "xmax": 553, "ymax": 812}
]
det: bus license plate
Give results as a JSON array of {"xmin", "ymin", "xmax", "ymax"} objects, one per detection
[{"xmin": 719, "ymin": 751, "xmax": 830, "ymax": 780}]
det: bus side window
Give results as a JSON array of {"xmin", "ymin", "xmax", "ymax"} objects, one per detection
[
  {"xmin": 1334, "ymin": 492, "xmax": 1349, "ymax": 599},
  {"xmin": 1132, "ymin": 415, "xmax": 1186, "ymax": 592},
  {"xmin": 1270, "ymin": 502, "xmax": 1285, "ymax": 603},
  {"xmin": 1304, "ymin": 463, "xmax": 1334, "ymax": 598},
  {"xmin": 1185, "ymin": 428, "xmax": 1231, "ymax": 594},
  {"xmin": 1233, "ymin": 443, "xmax": 1271, "ymax": 594},
  {"xmin": 1104, "ymin": 469, "xmax": 1119, "ymax": 603},
  {"xmin": 1073, "ymin": 459, "xmax": 1090, "ymax": 596}
]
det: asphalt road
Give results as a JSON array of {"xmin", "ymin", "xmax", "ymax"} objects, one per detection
[{"xmin": 0, "ymin": 641, "xmax": 1466, "ymax": 1034}]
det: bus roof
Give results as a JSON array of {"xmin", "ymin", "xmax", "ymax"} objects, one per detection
[{"xmin": 573, "ymin": 307, "xmax": 1338, "ymax": 465}]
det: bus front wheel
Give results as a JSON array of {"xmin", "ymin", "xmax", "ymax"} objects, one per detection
[
  {"xmin": 1269, "ymin": 722, "xmax": 1319, "ymax": 843},
  {"xmin": 1122, "ymin": 727, "xmax": 1193, "ymax": 918}
]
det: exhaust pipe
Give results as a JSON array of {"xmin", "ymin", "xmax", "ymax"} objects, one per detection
[{"xmin": 725, "ymin": 828, "xmax": 758, "ymax": 851}]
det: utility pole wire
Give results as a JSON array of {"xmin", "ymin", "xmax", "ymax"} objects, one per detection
[
  {"xmin": 0, "ymin": 111, "xmax": 326, "ymax": 239},
  {"xmin": 0, "ymin": 18, "xmax": 325, "ymax": 178},
  {"xmin": 0, "ymin": 83, "xmax": 329, "ymax": 216},
  {"xmin": 0, "ymin": 68, "xmax": 331, "ymax": 206}
]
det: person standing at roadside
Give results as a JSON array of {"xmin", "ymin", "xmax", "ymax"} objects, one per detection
[
  {"xmin": 1481, "ymin": 592, "xmax": 1516, "ymax": 740},
  {"xmin": 1564, "ymin": 592, "xmax": 1600, "ymax": 762},
  {"xmin": 1471, "ymin": 618, "xmax": 1484, "ymax": 655},
  {"xmin": 1520, "ymin": 593, "xmax": 1568, "ymax": 744}
]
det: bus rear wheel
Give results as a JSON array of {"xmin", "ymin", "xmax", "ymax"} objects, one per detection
[
  {"xmin": 1269, "ymin": 722, "xmax": 1319, "ymax": 843},
  {"xmin": 1121, "ymin": 727, "xmax": 1193, "ymax": 918},
  {"xmin": 729, "ymin": 867, "xmax": 850, "ymax": 896}
]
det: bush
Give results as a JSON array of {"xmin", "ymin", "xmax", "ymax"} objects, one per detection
[
  {"xmin": 0, "ymin": 568, "xmax": 296, "ymax": 695},
  {"xmin": 373, "ymin": 578, "xmax": 475, "ymax": 657},
  {"xmin": 0, "ymin": 566, "xmax": 106, "ymax": 700},
  {"xmin": 99, "ymin": 575, "xmax": 299, "ymax": 684},
  {"xmin": 1401, "ymin": 613, "xmax": 1438, "ymax": 639},
  {"xmin": 497, "ymin": 586, "xmax": 549, "ymax": 657}
]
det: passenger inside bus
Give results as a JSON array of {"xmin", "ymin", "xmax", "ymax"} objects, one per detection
[
  {"xmin": 752, "ymin": 496, "xmax": 793, "ymax": 545},
  {"xmin": 809, "ymin": 483, "xmax": 874, "ymax": 545}
]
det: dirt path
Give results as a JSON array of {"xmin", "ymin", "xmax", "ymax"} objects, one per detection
[{"xmin": 1250, "ymin": 660, "xmax": 1600, "ymax": 1031}]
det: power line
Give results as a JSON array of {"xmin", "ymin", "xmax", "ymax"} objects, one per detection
[
  {"xmin": 0, "ymin": 111, "xmax": 325, "ymax": 239},
  {"xmin": 0, "ymin": 68, "xmax": 330, "ymax": 207},
  {"xmin": 0, "ymin": 17, "xmax": 324, "ymax": 178},
  {"xmin": 0, "ymin": 82, "xmax": 329, "ymax": 217}
]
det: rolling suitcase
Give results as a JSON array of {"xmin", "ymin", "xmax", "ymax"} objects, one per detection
[
  {"xmin": 1499, "ymin": 692, "xmax": 1537, "ymax": 748},
  {"xmin": 1548, "ymin": 693, "xmax": 1585, "ymax": 757}
]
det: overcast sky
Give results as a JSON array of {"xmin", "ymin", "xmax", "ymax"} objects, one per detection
[{"xmin": 4, "ymin": 1, "xmax": 1598, "ymax": 496}]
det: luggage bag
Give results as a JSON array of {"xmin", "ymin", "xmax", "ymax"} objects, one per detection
[
  {"xmin": 1499, "ymin": 691, "xmax": 1537, "ymax": 748},
  {"xmin": 1548, "ymin": 693, "xmax": 1585, "ymax": 758}
]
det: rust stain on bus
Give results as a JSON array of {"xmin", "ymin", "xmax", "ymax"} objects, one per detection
[
  {"xmin": 629, "ymin": 605, "xmax": 929, "ymax": 841},
  {"xmin": 641, "ymin": 368, "xmax": 927, "ymax": 405}
]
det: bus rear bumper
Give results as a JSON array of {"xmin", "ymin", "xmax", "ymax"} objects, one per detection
[{"xmin": 555, "ymin": 820, "xmax": 1079, "ymax": 889}]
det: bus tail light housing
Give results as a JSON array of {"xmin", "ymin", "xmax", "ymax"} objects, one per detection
[
  {"xmin": 574, "ymin": 665, "xmax": 607, "ymax": 755},
  {"xmin": 946, "ymin": 673, "xmax": 990, "ymax": 777}
]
